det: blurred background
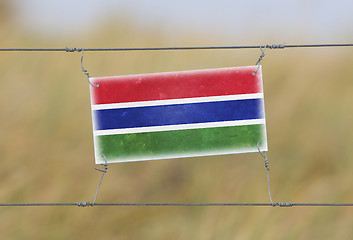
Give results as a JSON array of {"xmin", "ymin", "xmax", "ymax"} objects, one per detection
[{"xmin": 1, "ymin": 0, "xmax": 353, "ymax": 239}]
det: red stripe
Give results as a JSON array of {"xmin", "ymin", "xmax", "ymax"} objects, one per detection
[{"xmin": 90, "ymin": 66, "xmax": 262, "ymax": 105}]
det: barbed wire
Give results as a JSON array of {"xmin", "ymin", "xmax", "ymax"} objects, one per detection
[
  {"xmin": 0, "ymin": 202, "xmax": 353, "ymax": 207},
  {"xmin": 0, "ymin": 43, "xmax": 352, "ymax": 52},
  {"xmin": 1, "ymin": 42, "xmax": 353, "ymax": 208}
]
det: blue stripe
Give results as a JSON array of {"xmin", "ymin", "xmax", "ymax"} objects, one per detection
[{"xmin": 93, "ymin": 98, "xmax": 264, "ymax": 131}]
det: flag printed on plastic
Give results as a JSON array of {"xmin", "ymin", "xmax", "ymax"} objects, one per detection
[{"xmin": 90, "ymin": 66, "xmax": 267, "ymax": 164}]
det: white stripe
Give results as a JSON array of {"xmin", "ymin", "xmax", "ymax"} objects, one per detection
[
  {"xmin": 91, "ymin": 93, "xmax": 263, "ymax": 110},
  {"xmin": 93, "ymin": 119, "xmax": 265, "ymax": 136}
]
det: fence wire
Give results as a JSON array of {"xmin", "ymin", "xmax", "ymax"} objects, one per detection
[
  {"xmin": 0, "ymin": 43, "xmax": 352, "ymax": 52},
  {"xmin": 1, "ymin": 42, "xmax": 353, "ymax": 207},
  {"xmin": 1, "ymin": 202, "xmax": 353, "ymax": 207}
]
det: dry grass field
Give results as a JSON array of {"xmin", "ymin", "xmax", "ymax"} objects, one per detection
[{"xmin": 1, "ymin": 6, "xmax": 353, "ymax": 239}]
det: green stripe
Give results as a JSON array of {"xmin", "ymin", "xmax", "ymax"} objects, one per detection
[{"xmin": 95, "ymin": 124, "xmax": 266, "ymax": 163}]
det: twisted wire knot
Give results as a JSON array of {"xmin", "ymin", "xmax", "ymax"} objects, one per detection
[
  {"xmin": 273, "ymin": 202, "xmax": 294, "ymax": 207},
  {"xmin": 253, "ymin": 43, "xmax": 286, "ymax": 75},
  {"xmin": 80, "ymin": 49, "xmax": 99, "ymax": 87},
  {"xmin": 65, "ymin": 47, "xmax": 82, "ymax": 52},
  {"xmin": 82, "ymin": 65, "xmax": 91, "ymax": 79},
  {"xmin": 76, "ymin": 202, "xmax": 93, "ymax": 207},
  {"xmin": 264, "ymin": 158, "xmax": 270, "ymax": 170},
  {"xmin": 266, "ymin": 44, "xmax": 286, "ymax": 49}
]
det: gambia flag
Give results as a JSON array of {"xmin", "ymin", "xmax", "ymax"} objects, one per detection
[{"xmin": 90, "ymin": 66, "xmax": 267, "ymax": 164}]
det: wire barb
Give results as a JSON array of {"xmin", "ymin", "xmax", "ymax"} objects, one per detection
[
  {"xmin": 92, "ymin": 154, "xmax": 109, "ymax": 206},
  {"xmin": 276, "ymin": 202, "xmax": 294, "ymax": 207},
  {"xmin": 65, "ymin": 47, "xmax": 82, "ymax": 53},
  {"xmin": 267, "ymin": 43, "xmax": 286, "ymax": 49},
  {"xmin": 76, "ymin": 202, "xmax": 93, "ymax": 207},
  {"xmin": 80, "ymin": 49, "xmax": 99, "ymax": 87}
]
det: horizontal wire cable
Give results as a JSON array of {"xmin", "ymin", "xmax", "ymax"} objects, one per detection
[
  {"xmin": 93, "ymin": 203, "xmax": 272, "ymax": 206},
  {"xmin": 0, "ymin": 43, "xmax": 353, "ymax": 52},
  {"xmin": 0, "ymin": 203, "xmax": 78, "ymax": 206},
  {"xmin": 1, "ymin": 202, "xmax": 353, "ymax": 207},
  {"xmin": 94, "ymin": 203, "xmax": 353, "ymax": 207}
]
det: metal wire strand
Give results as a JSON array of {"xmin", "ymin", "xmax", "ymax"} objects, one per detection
[
  {"xmin": 252, "ymin": 45, "xmax": 267, "ymax": 75},
  {"xmin": 1, "ymin": 202, "xmax": 353, "ymax": 207},
  {"xmin": 1, "ymin": 43, "xmax": 353, "ymax": 52},
  {"xmin": 257, "ymin": 142, "xmax": 274, "ymax": 206},
  {"xmin": 92, "ymin": 155, "xmax": 109, "ymax": 206},
  {"xmin": 80, "ymin": 49, "xmax": 99, "ymax": 87}
]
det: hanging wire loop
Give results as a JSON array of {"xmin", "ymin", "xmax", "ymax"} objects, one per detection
[
  {"xmin": 257, "ymin": 142, "xmax": 274, "ymax": 206},
  {"xmin": 92, "ymin": 154, "xmax": 109, "ymax": 206},
  {"xmin": 79, "ymin": 49, "xmax": 99, "ymax": 87},
  {"xmin": 252, "ymin": 46, "xmax": 267, "ymax": 75},
  {"xmin": 252, "ymin": 44, "xmax": 285, "ymax": 75}
]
